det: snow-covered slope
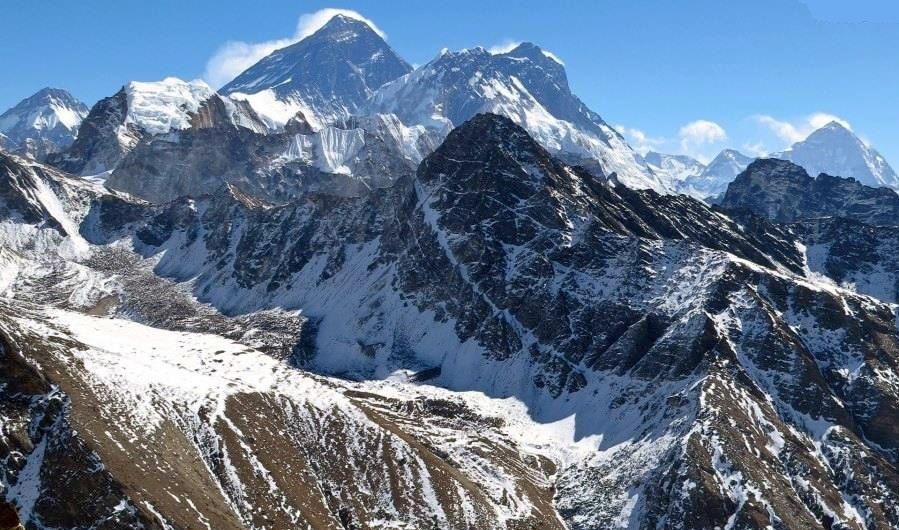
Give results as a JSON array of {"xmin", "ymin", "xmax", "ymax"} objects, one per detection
[
  {"xmin": 772, "ymin": 121, "xmax": 899, "ymax": 190},
  {"xmin": 644, "ymin": 151, "xmax": 705, "ymax": 185},
  {"xmin": 0, "ymin": 88, "xmax": 88, "ymax": 159},
  {"xmin": 222, "ymin": 14, "xmax": 411, "ymax": 130},
  {"xmin": 0, "ymin": 152, "xmax": 98, "ymax": 259},
  {"xmin": 368, "ymin": 44, "xmax": 666, "ymax": 192}
]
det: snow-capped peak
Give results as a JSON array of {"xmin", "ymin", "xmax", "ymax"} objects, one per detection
[
  {"xmin": 221, "ymin": 14, "xmax": 410, "ymax": 130},
  {"xmin": 504, "ymin": 42, "xmax": 565, "ymax": 67},
  {"xmin": 772, "ymin": 121, "xmax": 899, "ymax": 190},
  {"xmin": 644, "ymin": 151, "xmax": 705, "ymax": 183},
  {"xmin": 0, "ymin": 88, "xmax": 87, "ymax": 134},
  {"xmin": 0, "ymin": 88, "xmax": 89, "ymax": 157},
  {"xmin": 675, "ymin": 148, "xmax": 754, "ymax": 199},
  {"xmin": 124, "ymin": 77, "xmax": 215, "ymax": 135},
  {"xmin": 368, "ymin": 42, "xmax": 665, "ymax": 193}
]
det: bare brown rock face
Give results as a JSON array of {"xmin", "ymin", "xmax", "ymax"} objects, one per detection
[{"xmin": 0, "ymin": 502, "xmax": 24, "ymax": 530}]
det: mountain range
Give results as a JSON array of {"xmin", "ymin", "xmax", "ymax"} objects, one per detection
[
  {"xmin": 4, "ymin": 15, "xmax": 895, "ymax": 200},
  {"xmin": 645, "ymin": 149, "xmax": 755, "ymax": 199},
  {"xmin": 3, "ymin": 11, "xmax": 899, "ymax": 530},
  {"xmin": 644, "ymin": 121, "xmax": 898, "ymax": 200}
]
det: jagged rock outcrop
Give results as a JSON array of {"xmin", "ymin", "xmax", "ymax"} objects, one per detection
[
  {"xmin": 104, "ymin": 106, "xmax": 420, "ymax": 204},
  {"xmin": 47, "ymin": 78, "xmax": 216, "ymax": 175},
  {"xmin": 720, "ymin": 158, "xmax": 899, "ymax": 224},
  {"xmin": 721, "ymin": 159, "xmax": 899, "ymax": 305},
  {"xmin": 45, "ymin": 88, "xmax": 136, "ymax": 175},
  {"xmin": 0, "ymin": 502, "xmax": 24, "ymax": 530}
]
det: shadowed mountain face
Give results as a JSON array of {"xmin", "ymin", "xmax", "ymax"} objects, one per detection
[
  {"xmin": 102, "ymin": 96, "xmax": 432, "ymax": 204},
  {"xmin": 221, "ymin": 15, "xmax": 412, "ymax": 127},
  {"xmin": 4, "ymin": 114, "xmax": 899, "ymax": 528},
  {"xmin": 720, "ymin": 158, "xmax": 899, "ymax": 225},
  {"xmin": 721, "ymin": 157, "xmax": 899, "ymax": 306}
]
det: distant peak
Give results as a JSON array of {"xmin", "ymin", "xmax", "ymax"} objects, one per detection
[
  {"xmin": 322, "ymin": 13, "xmax": 365, "ymax": 29},
  {"xmin": 126, "ymin": 77, "xmax": 212, "ymax": 93},
  {"xmin": 644, "ymin": 151, "xmax": 701, "ymax": 165},
  {"xmin": 502, "ymin": 42, "xmax": 566, "ymax": 65},
  {"xmin": 806, "ymin": 120, "xmax": 856, "ymax": 140},
  {"xmin": 455, "ymin": 46, "xmax": 490, "ymax": 56},
  {"xmin": 513, "ymin": 41, "xmax": 541, "ymax": 51},
  {"xmin": 311, "ymin": 12, "xmax": 385, "ymax": 41},
  {"xmin": 822, "ymin": 120, "xmax": 850, "ymax": 131},
  {"xmin": 12, "ymin": 87, "xmax": 85, "ymax": 109},
  {"xmin": 33, "ymin": 87, "xmax": 72, "ymax": 98},
  {"xmin": 714, "ymin": 149, "xmax": 751, "ymax": 161}
]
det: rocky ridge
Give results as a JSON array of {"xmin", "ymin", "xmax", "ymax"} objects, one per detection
[{"xmin": 3, "ymin": 115, "xmax": 899, "ymax": 527}]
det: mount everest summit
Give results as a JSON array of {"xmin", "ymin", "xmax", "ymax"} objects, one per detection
[
  {"xmin": 3, "ymin": 10, "xmax": 899, "ymax": 530},
  {"xmin": 222, "ymin": 14, "xmax": 412, "ymax": 130}
]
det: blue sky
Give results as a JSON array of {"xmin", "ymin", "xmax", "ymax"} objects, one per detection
[{"xmin": 3, "ymin": 0, "xmax": 898, "ymax": 163}]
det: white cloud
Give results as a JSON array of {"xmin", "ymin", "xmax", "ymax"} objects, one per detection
[
  {"xmin": 678, "ymin": 120, "xmax": 727, "ymax": 161},
  {"xmin": 755, "ymin": 115, "xmax": 804, "ymax": 144},
  {"xmin": 808, "ymin": 112, "xmax": 851, "ymax": 131},
  {"xmin": 294, "ymin": 8, "xmax": 385, "ymax": 41},
  {"xmin": 203, "ymin": 8, "xmax": 385, "ymax": 88},
  {"xmin": 754, "ymin": 112, "xmax": 852, "ymax": 144},
  {"xmin": 617, "ymin": 120, "xmax": 730, "ymax": 162},
  {"xmin": 487, "ymin": 40, "xmax": 522, "ymax": 55},
  {"xmin": 541, "ymin": 49, "xmax": 565, "ymax": 65},
  {"xmin": 614, "ymin": 124, "xmax": 665, "ymax": 154},
  {"xmin": 741, "ymin": 141, "xmax": 768, "ymax": 157},
  {"xmin": 679, "ymin": 120, "xmax": 727, "ymax": 147}
]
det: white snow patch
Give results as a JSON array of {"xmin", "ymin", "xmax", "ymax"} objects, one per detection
[{"xmin": 124, "ymin": 78, "xmax": 214, "ymax": 135}]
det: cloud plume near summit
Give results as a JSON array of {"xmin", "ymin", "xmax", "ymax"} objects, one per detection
[{"xmin": 203, "ymin": 8, "xmax": 385, "ymax": 88}]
